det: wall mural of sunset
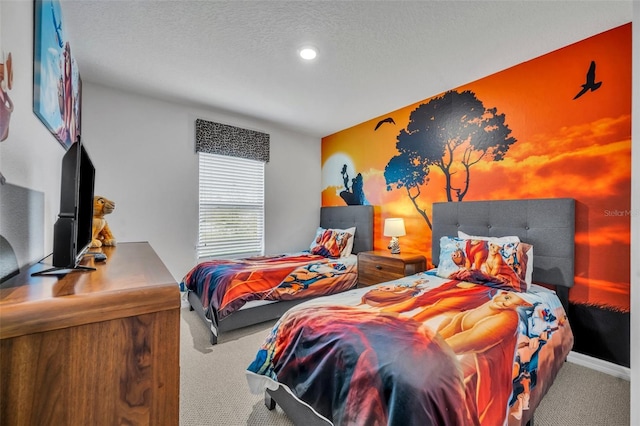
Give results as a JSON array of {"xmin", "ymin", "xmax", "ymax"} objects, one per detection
[{"xmin": 321, "ymin": 23, "xmax": 631, "ymax": 366}]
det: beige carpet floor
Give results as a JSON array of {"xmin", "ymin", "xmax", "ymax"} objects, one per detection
[{"xmin": 179, "ymin": 306, "xmax": 630, "ymax": 425}]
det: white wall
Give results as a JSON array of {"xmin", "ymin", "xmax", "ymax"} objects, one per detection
[{"xmin": 81, "ymin": 82, "xmax": 320, "ymax": 281}]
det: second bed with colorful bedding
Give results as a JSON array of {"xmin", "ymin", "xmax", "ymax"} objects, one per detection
[
  {"xmin": 247, "ymin": 272, "xmax": 573, "ymax": 425},
  {"xmin": 246, "ymin": 198, "xmax": 576, "ymax": 425},
  {"xmin": 183, "ymin": 205, "xmax": 374, "ymax": 344},
  {"xmin": 183, "ymin": 252, "xmax": 358, "ymax": 320}
]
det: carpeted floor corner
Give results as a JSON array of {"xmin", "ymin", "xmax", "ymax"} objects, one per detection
[
  {"xmin": 179, "ymin": 306, "xmax": 293, "ymax": 426},
  {"xmin": 533, "ymin": 361, "xmax": 630, "ymax": 426},
  {"xmin": 179, "ymin": 306, "xmax": 630, "ymax": 425}
]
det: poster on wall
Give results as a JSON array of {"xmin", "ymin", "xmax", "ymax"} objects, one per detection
[
  {"xmin": 1, "ymin": 42, "xmax": 16, "ymax": 185},
  {"xmin": 0, "ymin": 51, "xmax": 14, "ymax": 143},
  {"xmin": 321, "ymin": 24, "xmax": 631, "ymax": 367},
  {"xmin": 33, "ymin": 0, "xmax": 82, "ymax": 150}
]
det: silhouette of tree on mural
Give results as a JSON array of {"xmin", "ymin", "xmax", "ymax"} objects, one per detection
[
  {"xmin": 340, "ymin": 164, "xmax": 368, "ymax": 205},
  {"xmin": 384, "ymin": 152, "xmax": 432, "ymax": 228},
  {"xmin": 384, "ymin": 90, "xmax": 517, "ymax": 229}
]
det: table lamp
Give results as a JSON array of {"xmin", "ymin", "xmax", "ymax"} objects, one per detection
[{"xmin": 384, "ymin": 218, "xmax": 406, "ymax": 254}]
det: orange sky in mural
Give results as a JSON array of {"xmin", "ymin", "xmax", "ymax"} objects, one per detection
[{"xmin": 322, "ymin": 24, "xmax": 631, "ymax": 310}]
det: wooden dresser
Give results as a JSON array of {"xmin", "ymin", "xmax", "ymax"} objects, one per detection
[
  {"xmin": 0, "ymin": 242, "xmax": 180, "ymax": 426},
  {"xmin": 357, "ymin": 250, "xmax": 427, "ymax": 287}
]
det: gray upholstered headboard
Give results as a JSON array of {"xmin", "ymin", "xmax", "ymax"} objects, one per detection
[
  {"xmin": 432, "ymin": 198, "xmax": 575, "ymax": 291},
  {"xmin": 320, "ymin": 205, "xmax": 374, "ymax": 254}
]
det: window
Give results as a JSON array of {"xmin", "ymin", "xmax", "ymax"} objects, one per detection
[{"xmin": 198, "ymin": 153, "xmax": 265, "ymax": 259}]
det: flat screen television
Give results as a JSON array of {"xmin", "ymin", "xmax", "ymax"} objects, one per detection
[{"xmin": 33, "ymin": 140, "xmax": 95, "ymax": 275}]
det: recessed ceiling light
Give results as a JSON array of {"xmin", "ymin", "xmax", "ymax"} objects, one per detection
[{"xmin": 299, "ymin": 46, "xmax": 318, "ymax": 61}]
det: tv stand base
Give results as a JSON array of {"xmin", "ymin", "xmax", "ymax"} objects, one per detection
[{"xmin": 31, "ymin": 264, "xmax": 96, "ymax": 277}]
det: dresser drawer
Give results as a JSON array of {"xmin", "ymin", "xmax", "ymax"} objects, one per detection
[{"xmin": 357, "ymin": 251, "xmax": 426, "ymax": 287}]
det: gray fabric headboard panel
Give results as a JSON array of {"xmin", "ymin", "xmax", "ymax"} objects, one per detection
[
  {"xmin": 432, "ymin": 198, "xmax": 575, "ymax": 289},
  {"xmin": 320, "ymin": 205, "xmax": 374, "ymax": 254}
]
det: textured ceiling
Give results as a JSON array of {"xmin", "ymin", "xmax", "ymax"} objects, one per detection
[{"xmin": 61, "ymin": 1, "xmax": 632, "ymax": 138}]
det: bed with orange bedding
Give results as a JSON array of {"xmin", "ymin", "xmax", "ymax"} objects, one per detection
[
  {"xmin": 246, "ymin": 198, "xmax": 575, "ymax": 425},
  {"xmin": 183, "ymin": 205, "xmax": 373, "ymax": 344},
  {"xmin": 247, "ymin": 274, "xmax": 573, "ymax": 425}
]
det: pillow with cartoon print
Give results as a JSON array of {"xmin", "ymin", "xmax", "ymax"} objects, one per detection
[
  {"xmin": 457, "ymin": 231, "xmax": 534, "ymax": 290},
  {"xmin": 436, "ymin": 236, "xmax": 531, "ymax": 292},
  {"xmin": 309, "ymin": 227, "xmax": 355, "ymax": 258}
]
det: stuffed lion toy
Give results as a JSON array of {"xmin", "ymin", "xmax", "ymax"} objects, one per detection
[{"xmin": 91, "ymin": 196, "xmax": 116, "ymax": 248}]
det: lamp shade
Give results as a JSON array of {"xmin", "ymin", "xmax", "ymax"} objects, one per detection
[{"xmin": 383, "ymin": 218, "xmax": 406, "ymax": 237}]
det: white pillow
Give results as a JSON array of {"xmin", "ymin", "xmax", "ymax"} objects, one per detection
[
  {"xmin": 310, "ymin": 226, "xmax": 356, "ymax": 257},
  {"xmin": 457, "ymin": 231, "xmax": 520, "ymax": 244},
  {"xmin": 338, "ymin": 226, "xmax": 356, "ymax": 257},
  {"xmin": 457, "ymin": 231, "xmax": 533, "ymax": 290},
  {"xmin": 524, "ymin": 245, "xmax": 533, "ymax": 287}
]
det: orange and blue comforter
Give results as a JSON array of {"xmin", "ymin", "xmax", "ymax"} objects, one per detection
[
  {"xmin": 181, "ymin": 253, "xmax": 357, "ymax": 320},
  {"xmin": 246, "ymin": 272, "xmax": 574, "ymax": 426}
]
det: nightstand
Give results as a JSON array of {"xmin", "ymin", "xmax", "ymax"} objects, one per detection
[{"xmin": 357, "ymin": 250, "xmax": 427, "ymax": 287}]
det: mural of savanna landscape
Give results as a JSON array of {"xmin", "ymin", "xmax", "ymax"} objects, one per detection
[{"xmin": 321, "ymin": 24, "xmax": 631, "ymax": 367}]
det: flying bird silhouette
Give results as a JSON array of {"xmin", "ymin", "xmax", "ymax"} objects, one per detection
[
  {"xmin": 374, "ymin": 117, "xmax": 396, "ymax": 131},
  {"xmin": 573, "ymin": 60, "xmax": 602, "ymax": 100}
]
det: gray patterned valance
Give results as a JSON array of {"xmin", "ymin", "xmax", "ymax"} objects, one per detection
[{"xmin": 195, "ymin": 119, "xmax": 270, "ymax": 163}]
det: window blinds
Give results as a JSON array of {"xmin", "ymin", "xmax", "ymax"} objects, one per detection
[{"xmin": 197, "ymin": 153, "xmax": 265, "ymax": 259}]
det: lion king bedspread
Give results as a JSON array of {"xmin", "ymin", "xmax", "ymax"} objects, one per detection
[
  {"xmin": 181, "ymin": 253, "xmax": 358, "ymax": 320},
  {"xmin": 246, "ymin": 272, "xmax": 573, "ymax": 426}
]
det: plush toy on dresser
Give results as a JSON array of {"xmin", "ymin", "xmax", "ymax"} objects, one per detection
[{"xmin": 91, "ymin": 196, "xmax": 116, "ymax": 248}]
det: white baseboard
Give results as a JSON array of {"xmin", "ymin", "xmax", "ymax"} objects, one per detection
[{"xmin": 567, "ymin": 351, "xmax": 630, "ymax": 381}]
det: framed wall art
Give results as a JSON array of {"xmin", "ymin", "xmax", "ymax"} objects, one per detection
[{"xmin": 33, "ymin": 0, "xmax": 81, "ymax": 150}]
